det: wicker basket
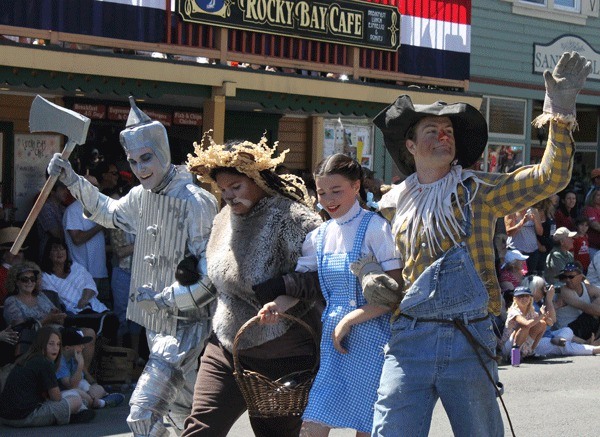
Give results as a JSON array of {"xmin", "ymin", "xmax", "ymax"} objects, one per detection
[{"xmin": 232, "ymin": 313, "xmax": 320, "ymax": 418}]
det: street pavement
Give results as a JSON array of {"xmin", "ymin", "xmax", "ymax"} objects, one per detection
[{"xmin": 2, "ymin": 354, "xmax": 599, "ymax": 436}]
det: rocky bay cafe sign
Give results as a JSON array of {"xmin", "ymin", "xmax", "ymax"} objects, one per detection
[
  {"xmin": 177, "ymin": 0, "xmax": 401, "ymax": 51},
  {"xmin": 534, "ymin": 35, "xmax": 600, "ymax": 81}
]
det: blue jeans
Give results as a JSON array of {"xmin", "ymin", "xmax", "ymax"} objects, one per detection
[
  {"xmin": 372, "ymin": 245, "xmax": 504, "ymax": 437},
  {"xmin": 111, "ymin": 266, "xmax": 141, "ymax": 337}
]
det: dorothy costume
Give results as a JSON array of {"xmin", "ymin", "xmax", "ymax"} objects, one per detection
[{"xmin": 296, "ymin": 200, "xmax": 402, "ymax": 432}]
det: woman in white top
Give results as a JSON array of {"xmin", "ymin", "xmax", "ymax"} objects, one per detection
[{"xmin": 40, "ymin": 237, "xmax": 118, "ymax": 345}]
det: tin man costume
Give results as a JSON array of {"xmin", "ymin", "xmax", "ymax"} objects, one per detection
[{"xmin": 48, "ymin": 97, "xmax": 218, "ymax": 436}]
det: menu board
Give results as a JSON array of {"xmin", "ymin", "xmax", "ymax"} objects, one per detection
[
  {"xmin": 13, "ymin": 134, "xmax": 61, "ymax": 222},
  {"xmin": 323, "ymin": 119, "xmax": 373, "ymax": 169}
]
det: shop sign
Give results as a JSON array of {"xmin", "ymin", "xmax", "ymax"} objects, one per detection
[
  {"xmin": 174, "ymin": 111, "xmax": 203, "ymax": 126},
  {"xmin": 534, "ymin": 35, "xmax": 600, "ymax": 81},
  {"xmin": 145, "ymin": 110, "xmax": 172, "ymax": 127},
  {"xmin": 73, "ymin": 103, "xmax": 106, "ymax": 119},
  {"xmin": 177, "ymin": 0, "xmax": 400, "ymax": 51},
  {"xmin": 107, "ymin": 106, "xmax": 172, "ymax": 126},
  {"xmin": 108, "ymin": 106, "xmax": 130, "ymax": 121}
]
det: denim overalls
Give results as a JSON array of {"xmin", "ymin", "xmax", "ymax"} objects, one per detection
[{"xmin": 372, "ymin": 188, "xmax": 504, "ymax": 437}]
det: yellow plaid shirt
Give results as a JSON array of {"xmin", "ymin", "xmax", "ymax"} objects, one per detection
[{"xmin": 383, "ymin": 120, "xmax": 573, "ymax": 316}]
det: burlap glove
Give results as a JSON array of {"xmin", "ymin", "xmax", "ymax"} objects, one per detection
[
  {"xmin": 542, "ymin": 51, "xmax": 591, "ymax": 116},
  {"xmin": 350, "ymin": 254, "xmax": 400, "ymax": 307},
  {"xmin": 47, "ymin": 153, "xmax": 79, "ymax": 186}
]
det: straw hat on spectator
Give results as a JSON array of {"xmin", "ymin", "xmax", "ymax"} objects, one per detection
[{"xmin": 0, "ymin": 226, "xmax": 26, "ymax": 250}]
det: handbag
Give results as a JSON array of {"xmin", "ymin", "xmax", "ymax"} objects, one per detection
[{"xmin": 12, "ymin": 318, "xmax": 41, "ymax": 357}]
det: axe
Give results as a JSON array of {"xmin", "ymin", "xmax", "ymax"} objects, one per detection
[{"xmin": 10, "ymin": 96, "xmax": 91, "ymax": 255}]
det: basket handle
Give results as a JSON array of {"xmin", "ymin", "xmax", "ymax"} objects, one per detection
[{"xmin": 232, "ymin": 312, "xmax": 320, "ymax": 376}]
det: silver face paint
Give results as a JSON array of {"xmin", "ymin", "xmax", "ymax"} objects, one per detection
[{"xmin": 127, "ymin": 147, "xmax": 169, "ymax": 190}]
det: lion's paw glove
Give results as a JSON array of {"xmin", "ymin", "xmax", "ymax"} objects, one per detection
[
  {"xmin": 543, "ymin": 51, "xmax": 592, "ymax": 116},
  {"xmin": 350, "ymin": 254, "xmax": 400, "ymax": 308},
  {"xmin": 136, "ymin": 286, "xmax": 169, "ymax": 314},
  {"xmin": 47, "ymin": 153, "xmax": 79, "ymax": 186}
]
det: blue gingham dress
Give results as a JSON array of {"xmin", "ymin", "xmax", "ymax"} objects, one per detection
[{"xmin": 302, "ymin": 212, "xmax": 391, "ymax": 432}]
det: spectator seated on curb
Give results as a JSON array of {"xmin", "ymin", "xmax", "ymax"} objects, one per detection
[
  {"xmin": 555, "ymin": 262, "xmax": 600, "ymax": 341},
  {"xmin": 0, "ymin": 326, "xmax": 95, "ymax": 427},
  {"xmin": 56, "ymin": 327, "xmax": 124, "ymax": 410}
]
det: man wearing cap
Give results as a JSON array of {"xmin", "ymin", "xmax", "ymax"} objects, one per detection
[
  {"xmin": 369, "ymin": 52, "xmax": 591, "ymax": 435},
  {"xmin": 544, "ymin": 227, "xmax": 577, "ymax": 286},
  {"xmin": 47, "ymin": 98, "xmax": 218, "ymax": 436},
  {"xmin": 555, "ymin": 263, "xmax": 600, "ymax": 341}
]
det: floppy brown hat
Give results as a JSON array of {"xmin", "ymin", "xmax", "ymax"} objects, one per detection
[{"xmin": 373, "ymin": 95, "xmax": 488, "ymax": 175}]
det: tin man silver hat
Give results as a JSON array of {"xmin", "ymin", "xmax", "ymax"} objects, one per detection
[{"xmin": 119, "ymin": 96, "xmax": 171, "ymax": 167}]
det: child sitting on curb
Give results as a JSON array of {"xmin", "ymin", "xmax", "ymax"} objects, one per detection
[{"xmin": 56, "ymin": 327, "xmax": 124, "ymax": 409}]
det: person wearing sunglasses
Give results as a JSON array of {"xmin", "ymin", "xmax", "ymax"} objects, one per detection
[
  {"xmin": 555, "ymin": 262, "xmax": 600, "ymax": 341},
  {"xmin": 544, "ymin": 227, "xmax": 577, "ymax": 286},
  {"xmin": 3, "ymin": 261, "xmax": 68, "ymax": 358},
  {"xmin": 3, "ymin": 262, "xmax": 67, "ymax": 331}
]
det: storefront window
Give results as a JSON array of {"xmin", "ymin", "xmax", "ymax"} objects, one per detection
[
  {"xmin": 323, "ymin": 119, "xmax": 373, "ymax": 169},
  {"xmin": 487, "ymin": 97, "xmax": 527, "ymax": 137},
  {"xmin": 487, "ymin": 144, "xmax": 524, "ymax": 173}
]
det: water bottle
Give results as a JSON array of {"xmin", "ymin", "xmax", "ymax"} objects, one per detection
[{"xmin": 511, "ymin": 345, "xmax": 520, "ymax": 367}]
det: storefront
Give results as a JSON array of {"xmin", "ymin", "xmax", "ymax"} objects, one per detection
[{"xmin": 471, "ymin": 2, "xmax": 600, "ymax": 197}]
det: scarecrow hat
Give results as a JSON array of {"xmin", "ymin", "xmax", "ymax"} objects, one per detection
[{"xmin": 373, "ymin": 95, "xmax": 488, "ymax": 175}]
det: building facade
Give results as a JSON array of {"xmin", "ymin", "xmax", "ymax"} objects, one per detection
[
  {"xmin": 0, "ymin": 0, "xmax": 480, "ymax": 221},
  {"xmin": 470, "ymin": 0, "xmax": 600, "ymax": 194}
]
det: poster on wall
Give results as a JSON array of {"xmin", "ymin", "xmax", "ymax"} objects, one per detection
[
  {"xmin": 486, "ymin": 144, "xmax": 523, "ymax": 173},
  {"xmin": 323, "ymin": 119, "xmax": 373, "ymax": 169},
  {"xmin": 14, "ymin": 134, "xmax": 61, "ymax": 222}
]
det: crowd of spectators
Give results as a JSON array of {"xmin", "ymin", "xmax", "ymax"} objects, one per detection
[
  {"xmin": 0, "ymin": 139, "xmax": 600, "ymax": 429},
  {"xmin": 0, "ymin": 152, "xmax": 134, "ymax": 428},
  {"xmin": 495, "ymin": 167, "xmax": 600, "ymax": 363}
]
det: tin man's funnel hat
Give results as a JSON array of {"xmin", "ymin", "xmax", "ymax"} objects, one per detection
[{"xmin": 119, "ymin": 96, "xmax": 171, "ymax": 167}]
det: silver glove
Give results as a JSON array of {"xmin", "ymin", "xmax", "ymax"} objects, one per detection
[
  {"xmin": 542, "ymin": 51, "xmax": 592, "ymax": 116},
  {"xmin": 350, "ymin": 255, "xmax": 400, "ymax": 308},
  {"xmin": 47, "ymin": 153, "xmax": 79, "ymax": 186},
  {"xmin": 136, "ymin": 286, "xmax": 169, "ymax": 314}
]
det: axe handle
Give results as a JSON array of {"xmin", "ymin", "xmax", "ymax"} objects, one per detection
[{"xmin": 10, "ymin": 140, "xmax": 77, "ymax": 255}]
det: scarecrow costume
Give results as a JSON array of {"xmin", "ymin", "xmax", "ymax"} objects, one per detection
[{"xmin": 372, "ymin": 52, "xmax": 589, "ymax": 437}]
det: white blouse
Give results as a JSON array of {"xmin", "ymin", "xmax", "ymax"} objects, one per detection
[
  {"xmin": 296, "ymin": 201, "xmax": 402, "ymax": 273},
  {"xmin": 41, "ymin": 262, "xmax": 108, "ymax": 314}
]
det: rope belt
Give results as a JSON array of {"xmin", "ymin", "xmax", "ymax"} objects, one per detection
[{"xmin": 400, "ymin": 313, "xmax": 516, "ymax": 437}]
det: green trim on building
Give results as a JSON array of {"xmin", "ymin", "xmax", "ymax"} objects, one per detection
[
  {"xmin": 235, "ymin": 89, "xmax": 387, "ymax": 117},
  {"xmin": 0, "ymin": 65, "xmax": 212, "ymax": 99}
]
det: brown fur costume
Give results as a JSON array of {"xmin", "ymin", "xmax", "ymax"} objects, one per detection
[{"xmin": 208, "ymin": 195, "xmax": 321, "ymax": 352}]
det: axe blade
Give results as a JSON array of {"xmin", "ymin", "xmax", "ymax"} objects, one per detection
[{"xmin": 29, "ymin": 95, "xmax": 91, "ymax": 145}]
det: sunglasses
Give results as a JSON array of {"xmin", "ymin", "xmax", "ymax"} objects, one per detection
[
  {"xmin": 18, "ymin": 276, "xmax": 37, "ymax": 283},
  {"xmin": 560, "ymin": 274, "xmax": 579, "ymax": 279}
]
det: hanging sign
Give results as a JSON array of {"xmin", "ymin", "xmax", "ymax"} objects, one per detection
[{"xmin": 177, "ymin": 0, "xmax": 400, "ymax": 51}]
